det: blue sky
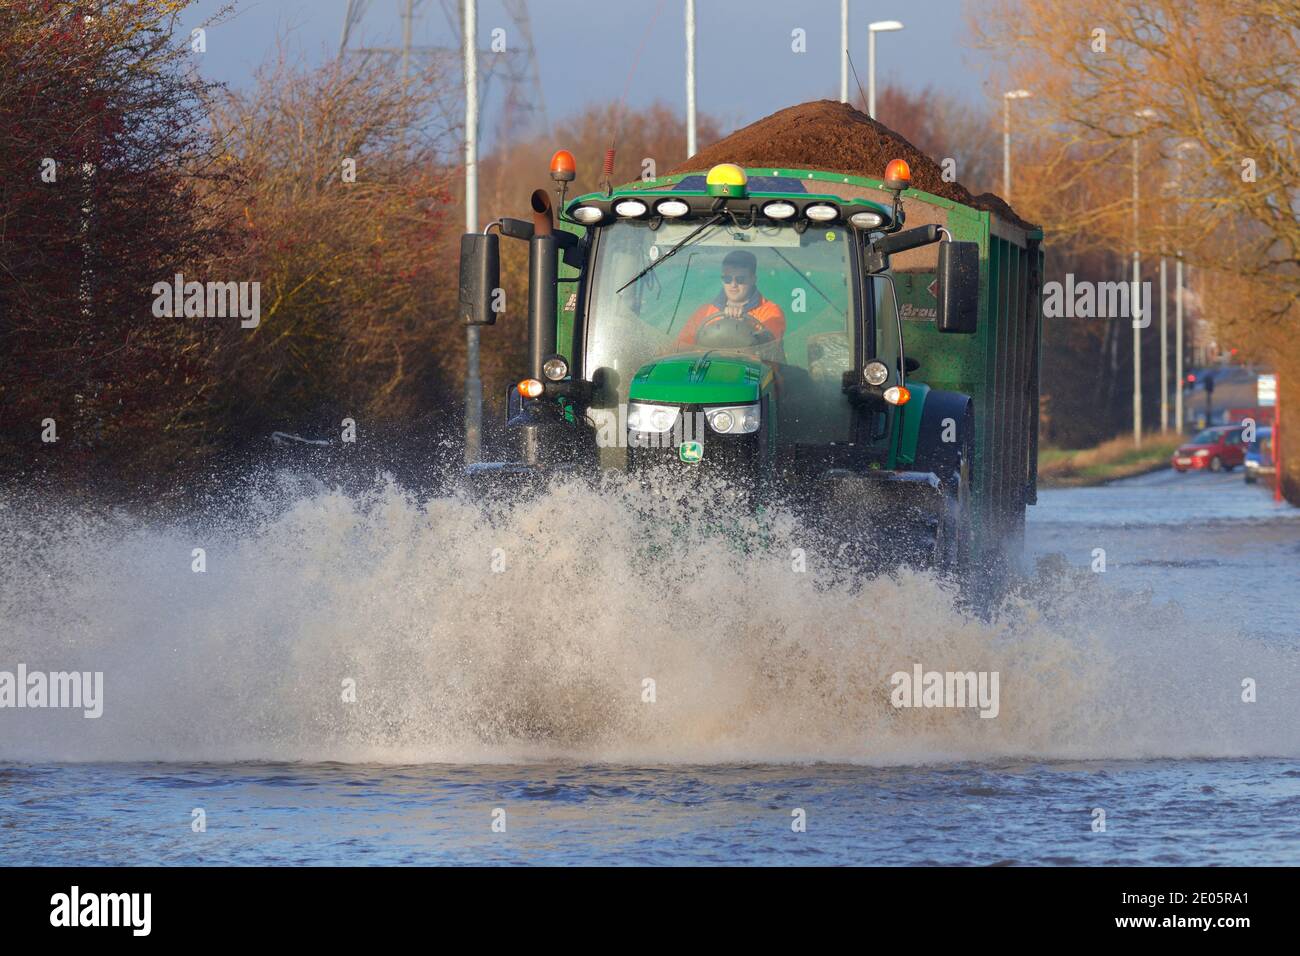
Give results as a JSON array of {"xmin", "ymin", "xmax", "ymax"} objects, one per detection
[{"xmin": 180, "ymin": 0, "xmax": 998, "ymax": 142}]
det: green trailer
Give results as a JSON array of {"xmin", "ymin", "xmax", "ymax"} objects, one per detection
[
  {"xmin": 870, "ymin": 176, "xmax": 1045, "ymax": 558},
  {"xmin": 459, "ymin": 153, "xmax": 1043, "ymax": 574}
]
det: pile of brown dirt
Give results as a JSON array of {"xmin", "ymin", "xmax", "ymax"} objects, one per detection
[{"xmin": 666, "ymin": 99, "xmax": 1038, "ymax": 232}]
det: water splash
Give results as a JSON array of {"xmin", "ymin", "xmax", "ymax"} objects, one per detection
[{"xmin": 1, "ymin": 471, "xmax": 1295, "ymax": 763}]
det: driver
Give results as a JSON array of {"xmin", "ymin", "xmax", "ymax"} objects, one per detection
[{"xmin": 675, "ymin": 250, "xmax": 786, "ymax": 352}]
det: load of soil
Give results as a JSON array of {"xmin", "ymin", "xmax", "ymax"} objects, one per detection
[{"xmin": 666, "ymin": 99, "xmax": 1037, "ymax": 232}]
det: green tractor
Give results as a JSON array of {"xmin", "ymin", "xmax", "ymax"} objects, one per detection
[{"xmin": 460, "ymin": 151, "xmax": 1043, "ymax": 575}]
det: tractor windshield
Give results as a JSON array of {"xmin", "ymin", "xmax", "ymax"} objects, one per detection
[{"xmin": 584, "ymin": 216, "xmax": 858, "ymax": 443}]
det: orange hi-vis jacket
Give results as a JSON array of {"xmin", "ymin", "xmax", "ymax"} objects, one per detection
[{"xmin": 676, "ymin": 291, "xmax": 787, "ymax": 348}]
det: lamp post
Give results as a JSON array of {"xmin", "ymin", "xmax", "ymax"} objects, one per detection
[
  {"xmin": 1160, "ymin": 248, "xmax": 1168, "ymax": 430},
  {"xmin": 1002, "ymin": 89, "xmax": 1031, "ymax": 200},
  {"xmin": 686, "ymin": 0, "xmax": 696, "ymax": 156},
  {"xmin": 867, "ymin": 20, "xmax": 903, "ymax": 119},
  {"xmin": 1172, "ymin": 141, "xmax": 1196, "ymax": 434},
  {"xmin": 463, "ymin": 0, "xmax": 481, "ymax": 463},
  {"xmin": 840, "ymin": 0, "xmax": 849, "ymax": 103},
  {"xmin": 1132, "ymin": 108, "xmax": 1156, "ymax": 447}
]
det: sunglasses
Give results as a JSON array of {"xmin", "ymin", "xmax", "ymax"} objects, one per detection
[{"xmin": 721, "ymin": 273, "xmax": 754, "ymax": 284}]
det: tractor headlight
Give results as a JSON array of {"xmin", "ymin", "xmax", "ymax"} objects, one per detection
[
  {"xmin": 542, "ymin": 355, "xmax": 569, "ymax": 381},
  {"xmin": 850, "ymin": 211, "xmax": 886, "ymax": 229},
  {"xmin": 627, "ymin": 402, "xmax": 680, "ymax": 434},
  {"xmin": 704, "ymin": 404, "xmax": 760, "ymax": 434},
  {"xmin": 614, "ymin": 199, "xmax": 648, "ymax": 218},
  {"xmin": 863, "ymin": 360, "xmax": 890, "ymax": 386},
  {"xmin": 762, "ymin": 201, "xmax": 797, "ymax": 220}
]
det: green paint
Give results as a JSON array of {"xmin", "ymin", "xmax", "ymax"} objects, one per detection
[
  {"xmin": 894, "ymin": 382, "xmax": 931, "ymax": 466},
  {"xmin": 706, "ymin": 181, "xmax": 746, "ymax": 199},
  {"xmin": 629, "ymin": 353, "xmax": 769, "ymax": 406},
  {"xmin": 555, "ymin": 218, "xmax": 582, "ymax": 366}
]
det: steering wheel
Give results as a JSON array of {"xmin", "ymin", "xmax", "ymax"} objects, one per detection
[{"xmin": 695, "ymin": 312, "xmax": 776, "ymax": 349}]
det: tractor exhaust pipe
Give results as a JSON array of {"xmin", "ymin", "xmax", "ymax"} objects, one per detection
[
  {"xmin": 521, "ymin": 189, "xmax": 558, "ymax": 466},
  {"xmin": 531, "ymin": 188, "xmax": 553, "ymax": 237},
  {"xmin": 527, "ymin": 189, "xmax": 558, "ymax": 381}
]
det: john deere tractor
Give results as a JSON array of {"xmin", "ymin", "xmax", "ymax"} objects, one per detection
[{"xmin": 459, "ymin": 152, "xmax": 1043, "ymax": 574}]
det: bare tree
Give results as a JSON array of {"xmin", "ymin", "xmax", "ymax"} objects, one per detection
[{"xmin": 202, "ymin": 47, "xmax": 460, "ymax": 440}]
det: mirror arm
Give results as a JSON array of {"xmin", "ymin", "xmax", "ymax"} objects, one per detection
[{"xmin": 865, "ymin": 224, "xmax": 943, "ymax": 274}]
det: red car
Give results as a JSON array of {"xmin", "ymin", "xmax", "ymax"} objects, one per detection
[{"xmin": 1172, "ymin": 425, "xmax": 1247, "ymax": 472}]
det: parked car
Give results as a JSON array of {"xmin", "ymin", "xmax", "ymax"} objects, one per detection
[
  {"xmin": 1244, "ymin": 426, "xmax": 1275, "ymax": 484},
  {"xmin": 1172, "ymin": 425, "xmax": 1247, "ymax": 472}
]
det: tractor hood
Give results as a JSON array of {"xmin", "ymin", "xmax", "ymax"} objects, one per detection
[{"xmin": 628, "ymin": 351, "xmax": 772, "ymax": 406}]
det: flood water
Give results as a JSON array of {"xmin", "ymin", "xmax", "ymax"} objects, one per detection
[{"xmin": 2, "ymin": 467, "xmax": 1297, "ymax": 865}]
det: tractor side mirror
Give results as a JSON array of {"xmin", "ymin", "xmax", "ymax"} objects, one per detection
[
  {"xmin": 459, "ymin": 232, "xmax": 500, "ymax": 326},
  {"xmin": 936, "ymin": 240, "xmax": 979, "ymax": 334}
]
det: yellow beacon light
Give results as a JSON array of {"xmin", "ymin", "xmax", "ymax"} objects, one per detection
[{"xmin": 705, "ymin": 163, "xmax": 748, "ymax": 199}]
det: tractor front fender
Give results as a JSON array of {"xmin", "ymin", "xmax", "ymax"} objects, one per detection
[{"xmin": 910, "ymin": 388, "xmax": 974, "ymax": 490}]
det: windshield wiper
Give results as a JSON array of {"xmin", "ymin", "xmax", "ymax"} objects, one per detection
[{"xmin": 616, "ymin": 213, "xmax": 725, "ymax": 294}]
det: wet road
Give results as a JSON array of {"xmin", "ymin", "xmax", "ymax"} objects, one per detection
[{"xmin": 1026, "ymin": 467, "xmax": 1300, "ymax": 636}]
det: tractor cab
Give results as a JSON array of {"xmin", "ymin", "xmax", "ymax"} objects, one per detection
[{"xmin": 579, "ymin": 176, "xmax": 897, "ymax": 472}]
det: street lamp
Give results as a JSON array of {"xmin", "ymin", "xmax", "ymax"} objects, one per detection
[
  {"xmin": 840, "ymin": 0, "xmax": 849, "ymax": 103},
  {"xmin": 1002, "ymin": 89, "xmax": 1032, "ymax": 200},
  {"xmin": 1159, "ymin": 212, "xmax": 1169, "ymax": 432},
  {"xmin": 1132, "ymin": 107, "xmax": 1156, "ymax": 447},
  {"xmin": 1172, "ymin": 140, "xmax": 1196, "ymax": 434},
  {"xmin": 463, "ymin": 0, "xmax": 481, "ymax": 463},
  {"xmin": 686, "ymin": 0, "xmax": 697, "ymax": 156},
  {"xmin": 867, "ymin": 20, "xmax": 903, "ymax": 119}
]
